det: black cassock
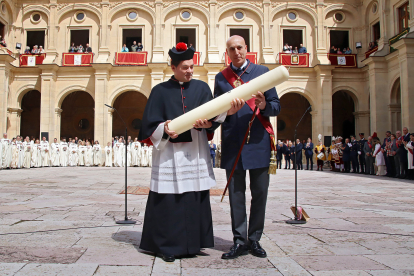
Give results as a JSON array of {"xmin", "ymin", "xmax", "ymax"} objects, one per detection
[{"xmin": 138, "ymin": 76, "xmax": 218, "ymax": 256}]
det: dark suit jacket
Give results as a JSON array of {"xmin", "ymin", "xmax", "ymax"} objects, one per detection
[
  {"xmin": 342, "ymin": 144, "xmax": 351, "ymax": 162},
  {"xmin": 295, "ymin": 143, "xmax": 303, "ymax": 161},
  {"xmin": 209, "ymin": 144, "xmax": 216, "ymax": 156},
  {"xmin": 214, "ymin": 60, "xmax": 281, "ymax": 170},
  {"xmin": 350, "ymin": 140, "xmax": 358, "ymax": 157},
  {"xmin": 304, "ymin": 142, "xmax": 314, "ymax": 157},
  {"xmin": 399, "ymin": 133, "xmax": 410, "ymax": 161}
]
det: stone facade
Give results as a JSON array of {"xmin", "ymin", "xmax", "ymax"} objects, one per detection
[{"xmin": 0, "ymin": 0, "xmax": 412, "ymax": 145}]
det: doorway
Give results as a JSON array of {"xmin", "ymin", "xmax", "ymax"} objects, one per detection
[
  {"xmin": 283, "ymin": 29, "xmax": 303, "ymax": 51},
  {"xmin": 176, "ymin": 28, "xmax": 196, "ymax": 50},
  {"xmin": 230, "ymin": 28, "xmax": 250, "ymax": 52},
  {"xmin": 330, "ymin": 30, "xmax": 349, "ymax": 51},
  {"xmin": 70, "ymin": 29, "xmax": 89, "ymax": 49},
  {"xmin": 123, "ymin": 28, "xmax": 143, "ymax": 51},
  {"xmin": 26, "ymin": 30, "xmax": 45, "ymax": 50}
]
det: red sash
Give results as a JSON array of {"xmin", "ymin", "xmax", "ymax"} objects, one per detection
[
  {"xmin": 221, "ymin": 66, "xmax": 276, "ymax": 151},
  {"xmin": 408, "ymin": 142, "xmax": 414, "ymax": 155},
  {"xmin": 367, "ymin": 141, "xmax": 372, "ymax": 149}
]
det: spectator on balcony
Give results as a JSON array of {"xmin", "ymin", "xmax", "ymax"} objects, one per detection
[
  {"xmin": 68, "ymin": 42, "xmax": 77, "ymax": 53},
  {"xmin": 31, "ymin": 45, "xmax": 39, "ymax": 54},
  {"xmin": 84, "ymin": 43, "xmax": 92, "ymax": 53},
  {"xmin": 38, "ymin": 46, "xmax": 45, "ymax": 54},
  {"xmin": 337, "ymin": 48, "xmax": 343, "ymax": 54},
  {"xmin": 283, "ymin": 43, "xmax": 291, "ymax": 53},
  {"xmin": 121, "ymin": 44, "xmax": 129, "ymax": 52},
  {"xmin": 77, "ymin": 44, "xmax": 84, "ymax": 53},
  {"xmin": 189, "ymin": 43, "xmax": 194, "ymax": 50},
  {"xmin": 298, "ymin": 44, "xmax": 307, "ymax": 53},
  {"xmin": 293, "ymin": 47, "xmax": 298, "ymax": 54},
  {"xmin": 344, "ymin": 47, "xmax": 352, "ymax": 54},
  {"xmin": 24, "ymin": 46, "xmax": 31, "ymax": 54},
  {"xmin": 368, "ymin": 42, "xmax": 374, "ymax": 51},
  {"xmin": 0, "ymin": 36, "xmax": 6, "ymax": 47},
  {"xmin": 131, "ymin": 41, "xmax": 138, "ymax": 52},
  {"xmin": 330, "ymin": 46, "xmax": 336, "ymax": 53},
  {"xmin": 137, "ymin": 42, "xmax": 143, "ymax": 52}
]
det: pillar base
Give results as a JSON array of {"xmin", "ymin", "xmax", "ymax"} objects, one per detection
[
  {"xmin": 43, "ymin": 50, "xmax": 58, "ymax": 64},
  {"xmin": 262, "ymin": 47, "xmax": 275, "ymax": 64},
  {"xmin": 96, "ymin": 48, "xmax": 111, "ymax": 63}
]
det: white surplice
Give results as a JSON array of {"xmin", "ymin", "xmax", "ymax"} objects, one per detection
[
  {"xmin": 405, "ymin": 141, "xmax": 414, "ymax": 170},
  {"xmin": 40, "ymin": 141, "xmax": 50, "ymax": 167},
  {"xmin": 60, "ymin": 142, "xmax": 69, "ymax": 167},
  {"xmin": 93, "ymin": 144, "xmax": 101, "ymax": 166},
  {"xmin": 50, "ymin": 143, "xmax": 60, "ymax": 166},
  {"xmin": 23, "ymin": 141, "xmax": 32, "ymax": 168},
  {"xmin": 105, "ymin": 146, "xmax": 112, "ymax": 167}
]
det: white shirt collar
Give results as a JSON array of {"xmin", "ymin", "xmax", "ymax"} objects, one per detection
[{"xmin": 231, "ymin": 59, "xmax": 249, "ymax": 71}]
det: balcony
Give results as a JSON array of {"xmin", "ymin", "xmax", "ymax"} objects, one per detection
[{"xmin": 389, "ymin": 28, "xmax": 410, "ymax": 53}]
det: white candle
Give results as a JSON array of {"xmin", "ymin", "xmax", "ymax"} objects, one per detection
[{"xmin": 168, "ymin": 66, "xmax": 289, "ymax": 135}]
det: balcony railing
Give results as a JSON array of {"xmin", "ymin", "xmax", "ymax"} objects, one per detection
[
  {"xmin": 389, "ymin": 28, "xmax": 410, "ymax": 53},
  {"xmin": 365, "ymin": 46, "xmax": 378, "ymax": 59}
]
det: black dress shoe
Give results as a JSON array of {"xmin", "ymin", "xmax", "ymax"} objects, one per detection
[
  {"xmin": 221, "ymin": 243, "xmax": 248, "ymax": 259},
  {"xmin": 161, "ymin": 254, "xmax": 175, "ymax": 262},
  {"xmin": 249, "ymin": 241, "xmax": 267, "ymax": 258}
]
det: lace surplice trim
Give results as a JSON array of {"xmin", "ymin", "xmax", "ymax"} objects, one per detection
[{"xmin": 151, "ymin": 164, "xmax": 214, "ymax": 181}]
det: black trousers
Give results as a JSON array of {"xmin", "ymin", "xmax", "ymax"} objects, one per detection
[
  {"xmin": 306, "ymin": 154, "xmax": 313, "ymax": 170},
  {"xmin": 296, "ymin": 159, "xmax": 303, "ymax": 170},
  {"xmin": 226, "ymin": 167, "xmax": 269, "ymax": 245},
  {"xmin": 359, "ymin": 154, "xmax": 365, "ymax": 173},
  {"xmin": 387, "ymin": 156, "xmax": 396, "ymax": 177},
  {"xmin": 351, "ymin": 155, "xmax": 359, "ymax": 172},
  {"xmin": 401, "ymin": 160, "xmax": 408, "ymax": 177},
  {"xmin": 344, "ymin": 161, "xmax": 350, "ymax": 172},
  {"xmin": 277, "ymin": 159, "xmax": 282, "ymax": 169},
  {"xmin": 285, "ymin": 158, "xmax": 291, "ymax": 169}
]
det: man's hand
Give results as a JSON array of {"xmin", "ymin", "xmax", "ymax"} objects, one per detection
[
  {"xmin": 252, "ymin": 91, "xmax": 266, "ymax": 110},
  {"xmin": 193, "ymin": 119, "xmax": 212, "ymax": 129},
  {"xmin": 164, "ymin": 120, "xmax": 178, "ymax": 139},
  {"xmin": 227, "ymin": 98, "xmax": 245, "ymax": 116}
]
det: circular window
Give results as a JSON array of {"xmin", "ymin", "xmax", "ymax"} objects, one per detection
[
  {"xmin": 1, "ymin": 2, "xmax": 6, "ymax": 14},
  {"xmin": 277, "ymin": 120, "xmax": 286, "ymax": 132},
  {"xmin": 131, "ymin": 119, "xmax": 142, "ymax": 130},
  {"xmin": 372, "ymin": 2, "xmax": 378, "ymax": 14},
  {"xmin": 180, "ymin": 9, "xmax": 192, "ymax": 21},
  {"xmin": 30, "ymin": 12, "xmax": 41, "ymax": 24},
  {"xmin": 127, "ymin": 10, "xmax": 138, "ymax": 21},
  {"xmin": 233, "ymin": 10, "xmax": 245, "ymax": 21},
  {"xmin": 333, "ymin": 12, "xmax": 345, "ymax": 23},
  {"xmin": 74, "ymin": 11, "xmax": 85, "ymax": 23},
  {"xmin": 286, "ymin": 11, "xmax": 298, "ymax": 22},
  {"xmin": 78, "ymin": 119, "xmax": 89, "ymax": 130}
]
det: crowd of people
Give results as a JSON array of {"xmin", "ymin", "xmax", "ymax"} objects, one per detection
[
  {"xmin": 121, "ymin": 41, "xmax": 144, "ymax": 52},
  {"xmin": 330, "ymin": 45, "xmax": 352, "ymax": 54},
  {"xmin": 274, "ymin": 127, "xmax": 413, "ymax": 179},
  {"xmin": 24, "ymin": 45, "xmax": 45, "ymax": 54},
  {"xmin": 0, "ymin": 133, "xmax": 154, "ymax": 169},
  {"xmin": 68, "ymin": 42, "xmax": 93, "ymax": 53},
  {"xmin": 283, "ymin": 43, "xmax": 307, "ymax": 53}
]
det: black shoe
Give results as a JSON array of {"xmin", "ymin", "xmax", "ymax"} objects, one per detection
[
  {"xmin": 221, "ymin": 243, "xmax": 249, "ymax": 259},
  {"xmin": 161, "ymin": 254, "xmax": 175, "ymax": 262},
  {"xmin": 249, "ymin": 241, "xmax": 267, "ymax": 258}
]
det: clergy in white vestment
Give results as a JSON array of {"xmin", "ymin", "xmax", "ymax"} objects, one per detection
[
  {"xmin": 31, "ymin": 139, "xmax": 39, "ymax": 167},
  {"xmin": 40, "ymin": 137, "xmax": 50, "ymax": 167},
  {"xmin": 131, "ymin": 138, "xmax": 141, "ymax": 166},
  {"xmin": 141, "ymin": 143, "xmax": 149, "ymax": 167},
  {"xmin": 60, "ymin": 139, "xmax": 69, "ymax": 167},
  {"xmin": 126, "ymin": 143, "xmax": 132, "ymax": 167},
  {"xmin": 23, "ymin": 137, "xmax": 32, "ymax": 168},
  {"xmin": 93, "ymin": 141, "xmax": 102, "ymax": 166},
  {"xmin": 1, "ymin": 133, "xmax": 12, "ymax": 168},
  {"xmin": 50, "ymin": 138, "xmax": 61, "ymax": 167},
  {"xmin": 16, "ymin": 137, "xmax": 25, "ymax": 169},
  {"xmin": 10, "ymin": 138, "xmax": 18, "ymax": 169},
  {"xmin": 85, "ymin": 142, "xmax": 93, "ymax": 167},
  {"xmin": 404, "ymin": 134, "xmax": 414, "ymax": 171},
  {"xmin": 78, "ymin": 141, "xmax": 86, "ymax": 166},
  {"xmin": 104, "ymin": 142, "xmax": 112, "ymax": 167},
  {"xmin": 36, "ymin": 141, "xmax": 43, "ymax": 168},
  {"xmin": 114, "ymin": 139, "xmax": 124, "ymax": 167},
  {"xmin": 148, "ymin": 145, "xmax": 153, "ymax": 167},
  {"xmin": 69, "ymin": 142, "xmax": 78, "ymax": 166}
]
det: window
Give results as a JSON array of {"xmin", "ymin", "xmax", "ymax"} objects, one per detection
[
  {"xmin": 26, "ymin": 30, "xmax": 45, "ymax": 51},
  {"xmin": 333, "ymin": 12, "xmax": 345, "ymax": 23},
  {"xmin": 234, "ymin": 10, "xmax": 245, "ymax": 21},
  {"xmin": 123, "ymin": 28, "xmax": 143, "ymax": 50},
  {"xmin": 330, "ymin": 30, "xmax": 349, "ymax": 51},
  {"xmin": 283, "ymin": 29, "xmax": 303, "ymax": 51},
  {"xmin": 398, "ymin": 2, "xmax": 410, "ymax": 33},
  {"xmin": 70, "ymin": 29, "xmax": 89, "ymax": 49},
  {"xmin": 31, "ymin": 13, "xmax": 41, "ymax": 24},
  {"xmin": 373, "ymin": 22, "xmax": 380, "ymax": 43},
  {"xmin": 230, "ymin": 28, "xmax": 250, "ymax": 52},
  {"xmin": 287, "ymin": 11, "xmax": 298, "ymax": 22},
  {"xmin": 176, "ymin": 28, "xmax": 196, "ymax": 50},
  {"xmin": 180, "ymin": 9, "xmax": 192, "ymax": 21},
  {"xmin": 372, "ymin": 2, "xmax": 378, "ymax": 14},
  {"xmin": 127, "ymin": 10, "xmax": 138, "ymax": 21},
  {"xmin": 1, "ymin": 2, "xmax": 6, "ymax": 14},
  {"xmin": 74, "ymin": 11, "xmax": 86, "ymax": 23}
]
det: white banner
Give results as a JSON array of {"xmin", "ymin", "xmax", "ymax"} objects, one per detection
[
  {"xmin": 27, "ymin": 56, "xmax": 36, "ymax": 66},
  {"xmin": 74, "ymin": 55, "xmax": 82, "ymax": 65},
  {"xmin": 337, "ymin": 56, "xmax": 346, "ymax": 65}
]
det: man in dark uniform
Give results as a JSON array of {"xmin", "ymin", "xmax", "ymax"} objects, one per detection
[
  {"xmin": 276, "ymin": 141, "xmax": 283, "ymax": 169},
  {"xmin": 295, "ymin": 139, "xmax": 303, "ymax": 170},
  {"xmin": 399, "ymin": 127, "xmax": 410, "ymax": 178},
  {"xmin": 304, "ymin": 138, "xmax": 314, "ymax": 170},
  {"xmin": 290, "ymin": 141, "xmax": 296, "ymax": 169},
  {"xmin": 282, "ymin": 141, "xmax": 289, "ymax": 169},
  {"xmin": 342, "ymin": 138, "xmax": 351, "ymax": 173},
  {"xmin": 350, "ymin": 135, "xmax": 359, "ymax": 173},
  {"xmin": 214, "ymin": 35, "xmax": 281, "ymax": 259},
  {"xmin": 357, "ymin": 133, "xmax": 367, "ymax": 173}
]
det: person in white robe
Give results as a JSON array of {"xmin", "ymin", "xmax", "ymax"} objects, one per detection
[
  {"xmin": 114, "ymin": 139, "xmax": 124, "ymax": 167},
  {"xmin": 141, "ymin": 143, "xmax": 149, "ymax": 167},
  {"xmin": 1, "ymin": 133, "xmax": 12, "ymax": 168},
  {"xmin": 50, "ymin": 138, "xmax": 61, "ymax": 167},
  {"xmin": 69, "ymin": 142, "xmax": 78, "ymax": 166},
  {"xmin": 23, "ymin": 136, "xmax": 32, "ymax": 168},
  {"xmin": 126, "ymin": 143, "xmax": 132, "ymax": 167},
  {"xmin": 35, "ymin": 141, "xmax": 42, "ymax": 168},
  {"xmin": 404, "ymin": 134, "xmax": 414, "ymax": 172},
  {"xmin": 131, "ymin": 138, "xmax": 141, "ymax": 166},
  {"xmin": 372, "ymin": 137, "xmax": 386, "ymax": 176},
  {"xmin": 10, "ymin": 138, "xmax": 18, "ymax": 169},
  {"xmin": 78, "ymin": 141, "xmax": 86, "ymax": 166},
  {"xmin": 148, "ymin": 145, "xmax": 153, "ymax": 167},
  {"xmin": 60, "ymin": 139, "xmax": 69, "ymax": 167},
  {"xmin": 16, "ymin": 137, "xmax": 25, "ymax": 168},
  {"xmin": 31, "ymin": 139, "xmax": 39, "ymax": 167},
  {"xmin": 104, "ymin": 142, "xmax": 112, "ymax": 167},
  {"xmin": 85, "ymin": 142, "xmax": 93, "ymax": 167},
  {"xmin": 93, "ymin": 141, "xmax": 102, "ymax": 166},
  {"xmin": 40, "ymin": 137, "xmax": 50, "ymax": 167}
]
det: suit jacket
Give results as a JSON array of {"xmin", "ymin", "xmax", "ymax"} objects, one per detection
[
  {"xmin": 399, "ymin": 133, "xmax": 410, "ymax": 161},
  {"xmin": 214, "ymin": 60, "xmax": 281, "ymax": 170},
  {"xmin": 364, "ymin": 141, "xmax": 373, "ymax": 156},
  {"xmin": 342, "ymin": 144, "xmax": 351, "ymax": 162},
  {"xmin": 358, "ymin": 139, "xmax": 367, "ymax": 154},
  {"xmin": 304, "ymin": 142, "xmax": 314, "ymax": 156},
  {"xmin": 350, "ymin": 140, "xmax": 358, "ymax": 156},
  {"xmin": 276, "ymin": 145, "xmax": 283, "ymax": 160},
  {"xmin": 209, "ymin": 144, "xmax": 216, "ymax": 156},
  {"xmin": 295, "ymin": 143, "xmax": 303, "ymax": 161}
]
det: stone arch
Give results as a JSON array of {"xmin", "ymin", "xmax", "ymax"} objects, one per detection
[
  {"xmin": 109, "ymin": 3, "xmax": 156, "ymax": 23},
  {"xmin": 57, "ymin": 4, "xmax": 102, "ymax": 22},
  {"xmin": 163, "ymin": 3, "xmax": 210, "ymax": 23},
  {"xmin": 278, "ymin": 87, "xmax": 315, "ymax": 107},
  {"xmin": 15, "ymin": 84, "xmax": 41, "ymax": 108},
  {"xmin": 57, "ymin": 85, "xmax": 95, "ymax": 108},
  {"xmin": 270, "ymin": 4, "xmax": 317, "ymax": 25},
  {"xmin": 332, "ymin": 90, "xmax": 356, "ymax": 138},
  {"xmin": 218, "ymin": 3, "xmax": 263, "ymax": 23},
  {"xmin": 332, "ymin": 86, "xmax": 360, "ymax": 111},
  {"xmin": 109, "ymin": 85, "xmax": 150, "ymax": 106},
  {"xmin": 23, "ymin": 5, "xmax": 50, "ymax": 19},
  {"xmin": 0, "ymin": 0, "xmax": 14, "ymax": 22},
  {"xmin": 389, "ymin": 77, "xmax": 401, "ymax": 132}
]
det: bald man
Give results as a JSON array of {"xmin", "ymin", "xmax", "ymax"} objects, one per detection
[{"xmin": 214, "ymin": 35, "xmax": 281, "ymax": 259}]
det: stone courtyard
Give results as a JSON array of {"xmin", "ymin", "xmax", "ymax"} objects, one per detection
[{"xmin": 0, "ymin": 167, "xmax": 413, "ymax": 276}]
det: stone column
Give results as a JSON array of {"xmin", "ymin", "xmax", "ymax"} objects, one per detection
[
  {"xmin": 149, "ymin": 63, "xmax": 167, "ymax": 87},
  {"xmin": 7, "ymin": 108, "xmax": 22, "ymax": 137},
  {"xmin": 410, "ymin": 0, "xmax": 414, "ymax": 30},
  {"xmin": 152, "ymin": 0, "xmax": 165, "ymax": 62},
  {"xmin": 353, "ymin": 111, "xmax": 370, "ymax": 136},
  {"xmin": 39, "ymin": 64, "xmax": 59, "ymax": 140},
  {"xmin": 262, "ymin": 0, "xmax": 275, "ymax": 63},
  {"xmin": 315, "ymin": 1, "xmax": 329, "ymax": 64},
  {"xmin": 393, "ymin": 38, "xmax": 414, "ymax": 130},
  {"xmin": 96, "ymin": 2, "xmax": 111, "ymax": 63},
  {"xmin": 0, "ymin": 55, "xmax": 14, "ymax": 134},
  {"xmin": 44, "ymin": 1, "xmax": 58, "ymax": 63},
  {"xmin": 364, "ymin": 56, "xmax": 389, "ymax": 135},
  {"xmin": 373, "ymin": 0, "xmax": 390, "ymax": 56},
  {"xmin": 314, "ymin": 65, "xmax": 335, "ymax": 139},
  {"xmin": 54, "ymin": 108, "xmax": 62, "ymax": 140},
  {"xmin": 207, "ymin": 0, "xmax": 220, "ymax": 63}
]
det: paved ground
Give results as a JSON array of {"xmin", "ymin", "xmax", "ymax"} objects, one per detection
[{"xmin": 0, "ymin": 167, "xmax": 414, "ymax": 276}]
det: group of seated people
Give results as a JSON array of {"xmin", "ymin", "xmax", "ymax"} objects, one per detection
[
  {"xmin": 330, "ymin": 46, "xmax": 352, "ymax": 54},
  {"xmin": 68, "ymin": 42, "xmax": 93, "ymax": 53},
  {"xmin": 283, "ymin": 43, "xmax": 307, "ymax": 54},
  {"xmin": 24, "ymin": 45, "xmax": 45, "ymax": 54},
  {"xmin": 0, "ymin": 35, "xmax": 6, "ymax": 47},
  {"xmin": 121, "ymin": 41, "xmax": 144, "ymax": 52}
]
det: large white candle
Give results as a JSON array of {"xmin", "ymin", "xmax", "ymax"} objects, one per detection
[{"xmin": 168, "ymin": 66, "xmax": 289, "ymax": 135}]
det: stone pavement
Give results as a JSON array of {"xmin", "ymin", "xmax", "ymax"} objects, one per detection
[{"xmin": 0, "ymin": 167, "xmax": 414, "ymax": 276}]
